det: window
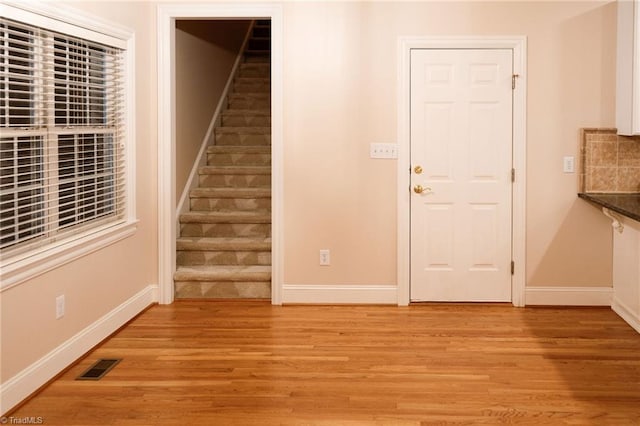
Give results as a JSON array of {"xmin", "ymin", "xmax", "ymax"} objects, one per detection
[{"xmin": 0, "ymin": 4, "xmax": 135, "ymax": 288}]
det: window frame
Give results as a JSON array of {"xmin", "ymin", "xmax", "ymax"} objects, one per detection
[{"xmin": 0, "ymin": 1, "xmax": 137, "ymax": 291}]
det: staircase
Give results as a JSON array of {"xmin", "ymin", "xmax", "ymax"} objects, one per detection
[{"xmin": 174, "ymin": 20, "xmax": 272, "ymax": 299}]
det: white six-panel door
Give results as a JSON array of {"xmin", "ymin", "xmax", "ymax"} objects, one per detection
[{"xmin": 410, "ymin": 49, "xmax": 513, "ymax": 302}]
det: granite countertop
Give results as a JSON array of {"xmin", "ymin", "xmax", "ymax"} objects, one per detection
[{"xmin": 578, "ymin": 193, "xmax": 640, "ymax": 222}]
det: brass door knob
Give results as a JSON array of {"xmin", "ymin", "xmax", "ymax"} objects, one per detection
[{"xmin": 413, "ymin": 184, "xmax": 432, "ymax": 194}]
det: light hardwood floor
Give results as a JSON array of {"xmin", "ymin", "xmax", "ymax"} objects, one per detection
[{"xmin": 8, "ymin": 301, "xmax": 640, "ymax": 425}]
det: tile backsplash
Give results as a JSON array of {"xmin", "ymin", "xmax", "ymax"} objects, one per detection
[{"xmin": 580, "ymin": 128, "xmax": 640, "ymax": 193}]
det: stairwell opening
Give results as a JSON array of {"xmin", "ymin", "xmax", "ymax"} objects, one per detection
[{"xmin": 173, "ymin": 19, "xmax": 273, "ymax": 300}]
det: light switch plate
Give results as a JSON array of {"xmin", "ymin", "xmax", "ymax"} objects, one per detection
[
  {"xmin": 563, "ymin": 156, "xmax": 575, "ymax": 173},
  {"xmin": 370, "ymin": 143, "xmax": 398, "ymax": 159},
  {"xmin": 319, "ymin": 249, "xmax": 330, "ymax": 266}
]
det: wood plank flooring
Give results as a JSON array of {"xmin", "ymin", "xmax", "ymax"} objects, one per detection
[{"xmin": 8, "ymin": 301, "xmax": 640, "ymax": 425}]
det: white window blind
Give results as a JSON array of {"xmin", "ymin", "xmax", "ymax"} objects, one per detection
[{"xmin": 0, "ymin": 17, "xmax": 126, "ymax": 258}]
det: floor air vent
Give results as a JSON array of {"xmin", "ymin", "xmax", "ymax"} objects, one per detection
[{"xmin": 76, "ymin": 358, "xmax": 121, "ymax": 380}]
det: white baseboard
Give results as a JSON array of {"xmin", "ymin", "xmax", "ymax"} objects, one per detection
[
  {"xmin": 282, "ymin": 284, "xmax": 397, "ymax": 304},
  {"xmin": 0, "ymin": 284, "xmax": 158, "ymax": 415},
  {"xmin": 524, "ymin": 286, "xmax": 613, "ymax": 306},
  {"xmin": 612, "ymin": 298, "xmax": 640, "ymax": 334},
  {"xmin": 283, "ymin": 285, "xmax": 615, "ymax": 306}
]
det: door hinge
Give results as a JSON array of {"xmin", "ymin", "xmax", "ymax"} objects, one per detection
[
  {"xmin": 511, "ymin": 261, "xmax": 515, "ymax": 275},
  {"xmin": 512, "ymin": 74, "xmax": 519, "ymax": 90},
  {"xmin": 511, "ymin": 168, "xmax": 515, "ymax": 182}
]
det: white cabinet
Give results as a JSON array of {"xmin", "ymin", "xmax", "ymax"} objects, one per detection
[
  {"xmin": 616, "ymin": 0, "xmax": 640, "ymax": 135},
  {"xmin": 612, "ymin": 216, "xmax": 640, "ymax": 333}
]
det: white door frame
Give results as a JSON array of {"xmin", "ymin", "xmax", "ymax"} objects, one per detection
[
  {"xmin": 157, "ymin": 3, "xmax": 284, "ymax": 305},
  {"xmin": 397, "ymin": 36, "xmax": 527, "ymax": 307}
]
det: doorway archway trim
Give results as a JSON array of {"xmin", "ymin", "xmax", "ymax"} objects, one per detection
[
  {"xmin": 396, "ymin": 36, "xmax": 527, "ymax": 306},
  {"xmin": 157, "ymin": 3, "xmax": 284, "ymax": 304}
]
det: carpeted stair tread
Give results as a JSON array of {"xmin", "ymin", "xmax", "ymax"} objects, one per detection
[
  {"xmin": 228, "ymin": 93, "xmax": 270, "ymax": 102},
  {"xmin": 174, "ymin": 265, "xmax": 271, "ymax": 282},
  {"xmin": 215, "ymin": 127, "xmax": 271, "ymax": 146},
  {"xmin": 227, "ymin": 93, "xmax": 271, "ymax": 109},
  {"xmin": 238, "ymin": 63, "xmax": 270, "ymax": 78},
  {"xmin": 207, "ymin": 145, "xmax": 270, "ymax": 154},
  {"xmin": 177, "ymin": 236, "xmax": 271, "ymax": 251},
  {"xmin": 206, "ymin": 149, "xmax": 271, "ymax": 167},
  {"xmin": 229, "ymin": 92, "xmax": 270, "ymax": 99},
  {"xmin": 174, "ymin": 281, "xmax": 271, "ymax": 298},
  {"xmin": 233, "ymin": 77, "xmax": 270, "ymax": 93},
  {"xmin": 221, "ymin": 116, "xmax": 270, "ymax": 124},
  {"xmin": 199, "ymin": 166, "xmax": 270, "ymax": 175},
  {"xmin": 221, "ymin": 110, "xmax": 271, "ymax": 126},
  {"xmin": 180, "ymin": 211, "xmax": 271, "ymax": 224},
  {"xmin": 222, "ymin": 109, "xmax": 270, "ymax": 116},
  {"xmin": 243, "ymin": 55, "xmax": 270, "ymax": 64},
  {"xmin": 240, "ymin": 62, "xmax": 269, "ymax": 69},
  {"xmin": 215, "ymin": 126, "xmax": 270, "ymax": 134},
  {"xmin": 235, "ymin": 77, "xmax": 270, "ymax": 83},
  {"xmin": 190, "ymin": 187, "xmax": 271, "ymax": 198}
]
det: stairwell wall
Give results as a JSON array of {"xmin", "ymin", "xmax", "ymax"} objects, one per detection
[{"xmin": 175, "ymin": 20, "xmax": 250, "ymax": 205}]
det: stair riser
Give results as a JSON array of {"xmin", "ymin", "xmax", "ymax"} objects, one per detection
[
  {"xmin": 252, "ymin": 26, "xmax": 270, "ymax": 38},
  {"xmin": 190, "ymin": 198, "xmax": 271, "ymax": 212},
  {"xmin": 243, "ymin": 55, "xmax": 270, "ymax": 63},
  {"xmin": 239, "ymin": 68, "xmax": 270, "ymax": 78},
  {"xmin": 248, "ymin": 39, "xmax": 270, "ymax": 51},
  {"xmin": 233, "ymin": 82, "xmax": 270, "ymax": 93},
  {"xmin": 177, "ymin": 250, "xmax": 271, "ymax": 266},
  {"xmin": 216, "ymin": 127, "xmax": 270, "ymax": 135},
  {"xmin": 199, "ymin": 174, "xmax": 271, "ymax": 188},
  {"xmin": 175, "ymin": 281, "xmax": 270, "ymax": 299},
  {"xmin": 222, "ymin": 115, "xmax": 271, "ymax": 126},
  {"xmin": 207, "ymin": 152, "xmax": 271, "ymax": 166},
  {"xmin": 215, "ymin": 134, "xmax": 271, "ymax": 146},
  {"xmin": 228, "ymin": 97, "xmax": 271, "ymax": 109},
  {"xmin": 180, "ymin": 223, "xmax": 271, "ymax": 238}
]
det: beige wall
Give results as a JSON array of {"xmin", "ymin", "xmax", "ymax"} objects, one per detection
[
  {"xmin": 1, "ymin": 1, "xmax": 158, "ymax": 381},
  {"xmin": 175, "ymin": 20, "xmax": 250, "ymax": 203},
  {"xmin": 0, "ymin": 0, "xmax": 619, "ymax": 404},
  {"xmin": 282, "ymin": 0, "xmax": 617, "ymax": 288}
]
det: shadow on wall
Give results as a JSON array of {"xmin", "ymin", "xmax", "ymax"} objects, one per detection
[
  {"xmin": 526, "ymin": 1, "xmax": 616, "ymax": 289},
  {"xmin": 528, "ymin": 200, "xmax": 613, "ymax": 288}
]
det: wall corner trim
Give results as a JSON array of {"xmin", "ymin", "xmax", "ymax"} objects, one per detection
[
  {"xmin": 0, "ymin": 284, "xmax": 158, "ymax": 415},
  {"xmin": 524, "ymin": 286, "xmax": 613, "ymax": 306},
  {"xmin": 282, "ymin": 284, "xmax": 397, "ymax": 304},
  {"xmin": 157, "ymin": 2, "xmax": 284, "ymax": 305}
]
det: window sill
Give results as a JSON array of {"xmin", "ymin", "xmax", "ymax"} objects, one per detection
[{"xmin": 0, "ymin": 220, "xmax": 138, "ymax": 292}]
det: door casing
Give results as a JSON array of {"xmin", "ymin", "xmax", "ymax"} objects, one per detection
[
  {"xmin": 397, "ymin": 36, "xmax": 527, "ymax": 307},
  {"xmin": 157, "ymin": 3, "xmax": 284, "ymax": 305}
]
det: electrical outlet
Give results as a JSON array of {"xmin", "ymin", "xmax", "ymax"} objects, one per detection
[
  {"xmin": 319, "ymin": 249, "xmax": 330, "ymax": 266},
  {"xmin": 563, "ymin": 156, "xmax": 575, "ymax": 173},
  {"xmin": 56, "ymin": 295, "xmax": 65, "ymax": 319},
  {"xmin": 370, "ymin": 143, "xmax": 398, "ymax": 159}
]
